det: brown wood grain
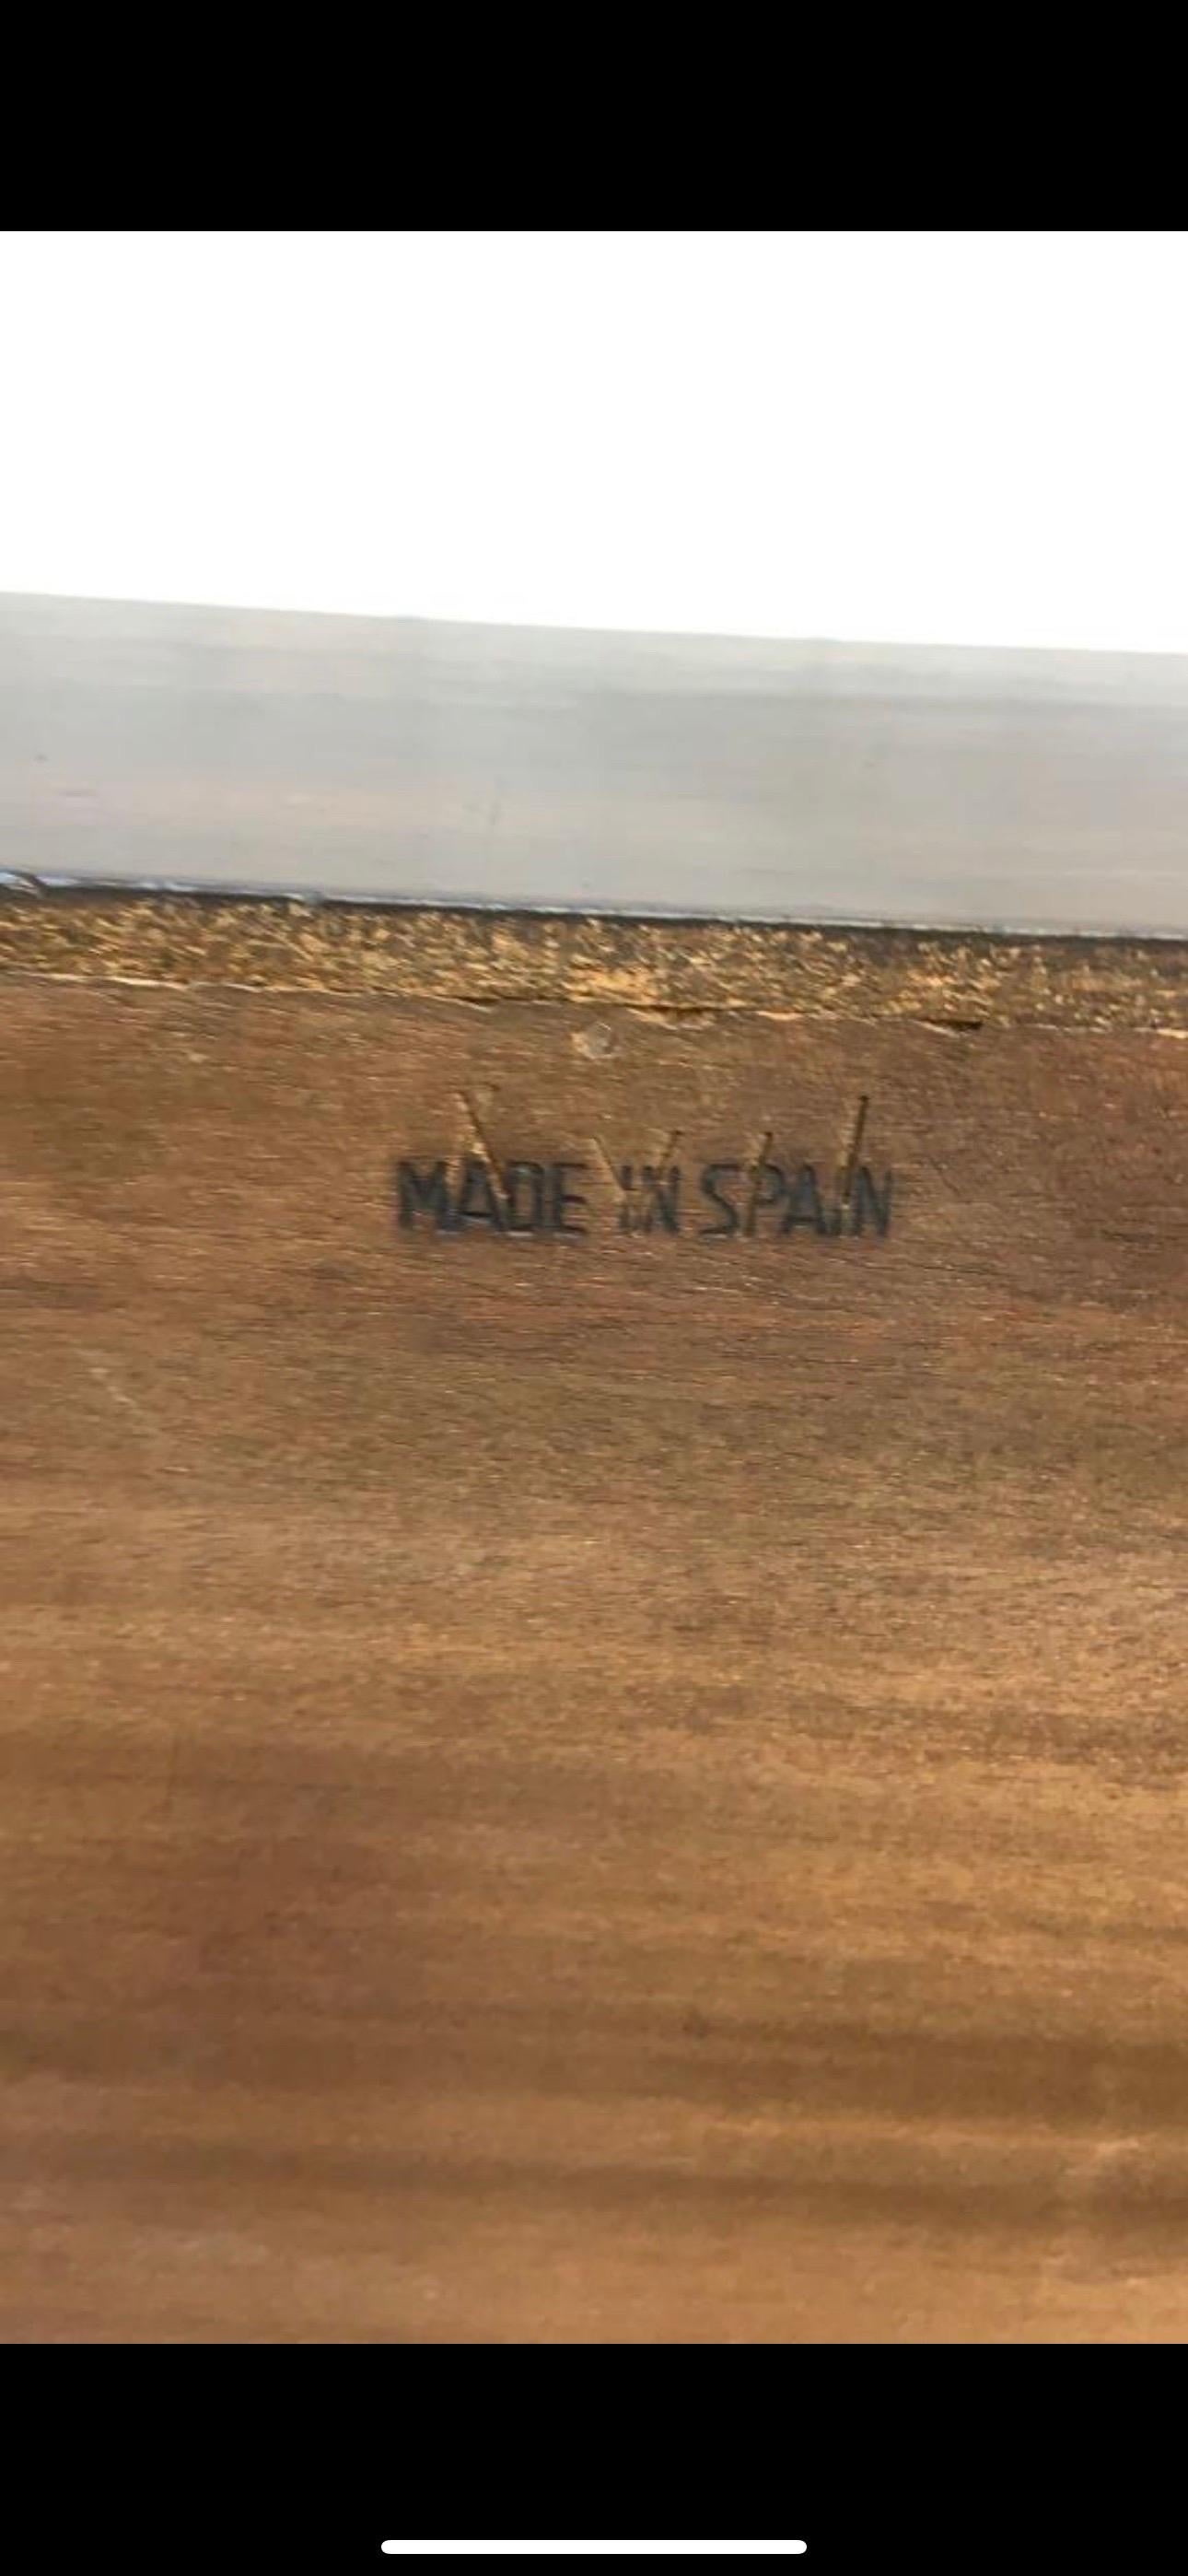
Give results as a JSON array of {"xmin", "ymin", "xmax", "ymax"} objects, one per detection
[{"xmin": 5, "ymin": 907, "xmax": 1188, "ymax": 2340}]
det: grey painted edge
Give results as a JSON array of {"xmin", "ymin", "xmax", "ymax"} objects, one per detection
[{"xmin": 5, "ymin": 592, "xmax": 1188, "ymax": 937}]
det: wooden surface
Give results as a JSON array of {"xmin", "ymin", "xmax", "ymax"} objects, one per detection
[
  {"xmin": 5, "ymin": 899, "xmax": 1188, "ymax": 2342},
  {"xmin": 8, "ymin": 591, "xmax": 1188, "ymax": 931}
]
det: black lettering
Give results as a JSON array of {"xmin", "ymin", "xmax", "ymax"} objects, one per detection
[
  {"xmin": 454, "ymin": 1156, "xmax": 505, "ymax": 1230},
  {"xmin": 550, "ymin": 1161, "xmax": 589, "ymax": 1236},
  {"xmin": 395, "ymin": 1130, "xmax": 893, "ymax": 1248},
  {"xmin": 743, "ymin": 1162, "xmax": 786, "ymax": 1237},
  {"xmin": 852, "ymin": 1165, "xmax": 892, "ymax": 1236},
  {"xmin": 503, "ymin": 1160, "xmax": 546, "ymax": 1235},
  {"xmin": 640, "ymin": 1164, "xmax": 681, "ymax": 1235},
  {"xmin": 396, "ymin": 1158, "xmax": 453, "ymax": 1230},
  {"xmin": 781, "ymin": 1165, "xmax": 828, "ymax": 1235},
  {"xmin": 699, "ymin": 1162, "xmax": 741, "ymax": 1236}
]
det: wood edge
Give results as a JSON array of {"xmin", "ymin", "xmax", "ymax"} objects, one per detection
[{"xmin": 3, "ymin": 883, "xmax": 1188, "ymax": 1030}]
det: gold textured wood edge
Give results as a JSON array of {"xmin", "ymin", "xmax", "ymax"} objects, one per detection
[{"xmin": 3, "ymin": 883, "xmax": 1188, "ymax": 1030}]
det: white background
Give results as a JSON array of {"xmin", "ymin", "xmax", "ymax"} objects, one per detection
[{"xmin": 3, "ymin": 229, "xmax": 1187, "ymax": 650}]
